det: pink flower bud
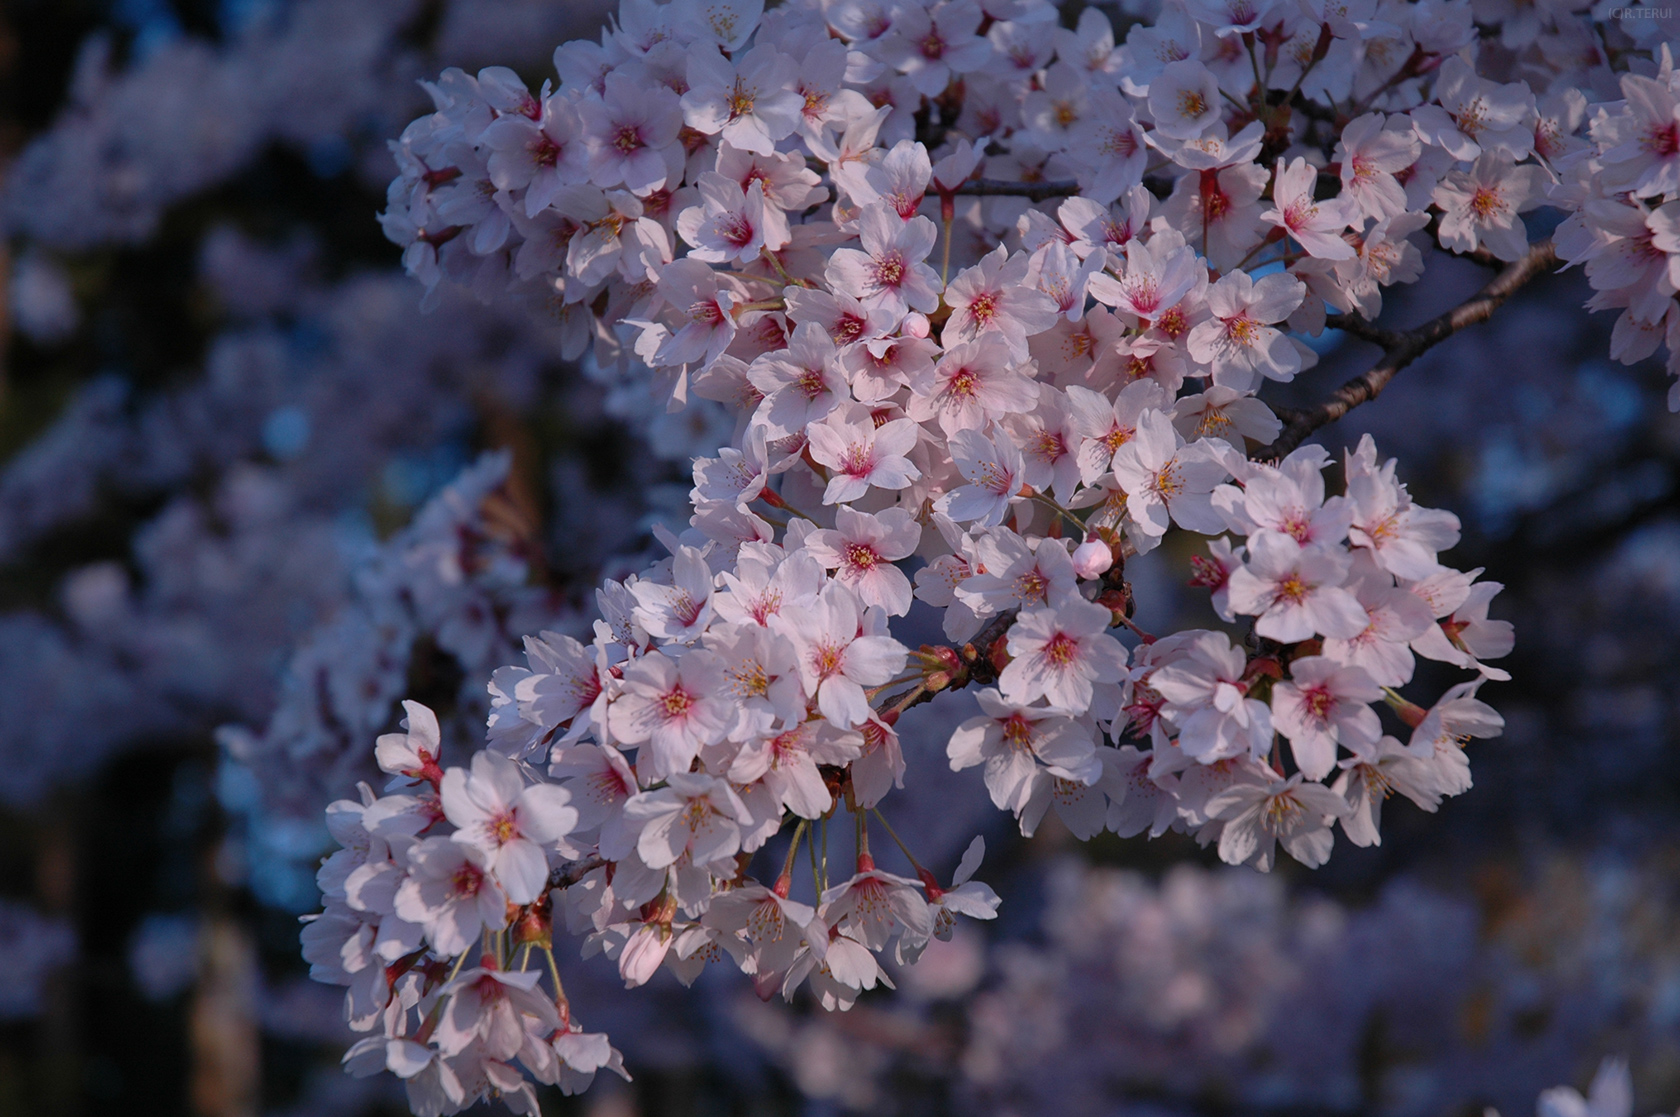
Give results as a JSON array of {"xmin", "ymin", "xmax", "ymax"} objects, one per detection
[
  {"xmin": 1071, "ymin": 540, "xmax": 1113, "ymax": 579},
  {"xmin": 903, "ymin": 312, "xmax": 930, "ymax": 338}
]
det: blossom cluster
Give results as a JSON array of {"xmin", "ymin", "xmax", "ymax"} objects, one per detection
[
  {"xmin": 1554, "ymin": 56, "xmax": 1680, "ymax": 405},
  {"xmin": 295, "ymin": 0, "xmax": 1680, "ymax": 1107}
]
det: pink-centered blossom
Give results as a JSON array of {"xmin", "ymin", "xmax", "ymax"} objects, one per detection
[
  {"xmin": 441, "ymin": 751, "xmax": 578, "ymax": 903},
  {"xmin": 905, "ymin": 335, "xmax": 1039, "ymax": 435},
  {"xmin": 1148, "ymin": 630, "xmax": 1274, "ymax": 763},
  {"xmin": 681, "ymin": 44, "xmax": 804, "ymax": 156},
  {"xmin": 1261, "ymin": 157, "xmax": 1358, "ymax": 260},
  {"xmin": 393, "ymin": 838, "xmax": 508, "ymax": 957},
  {"xmin": 1270, "ymin": 655, "xmax": 1382, "ymax": 780},
  {"xmin": 803, "ymin": 506, "xmax": 921, "ymax": 617},
  {"xmin": 622, "ymin": 772, "xmax": 748, "ymax": 870},
  {"xmin": 1186, "ymin": 270, "xmax": 1307, "ymax": 391},
  {"xmin": 805, "ymin": 404, "xmax": 921, "ymax": 504},
  {"xmin": 1109, "ymin": 408, "xmax": 1229, "ymax": 537},
  {"xmin": 606, "ymin": 649, "xmax": 734, "ymax": 781},
  {"xmin": 824, "ymin": 205, "xmax": 943, "ymax": 322},
  {"xmin": 943, "ymin": 245, "xmax": 1061, "ymax": 360},
  {"xmin": 579, "ymin": 72, "xmax": 684, "ymax": 193},
  {"xmin": 1224, "ymin": 533, "xmax": 1368, "ymax": 642},
  {"xmin": 769, "ymin": 582, "xmax": 908, "ymax": 729},
  {"xmin": 998, "ymin": 598, "xmax": 1128, "ymax": 712},
  {"xmin": 935, "ymin": 426, "xmax": 1028, "ymax": 528}
]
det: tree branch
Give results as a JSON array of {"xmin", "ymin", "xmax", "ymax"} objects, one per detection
[
  {"xmin": 546, "ymin": 857, "xmax": 606, "ymax": 891},
  {"xmin": 952, "ymin": 178, "xmax": 1080, "ymax": 201},
  {"xmin": 875, "ymin": 610, "xmax": 1016, "ymax": 718},
  {"xmin": 1261, "ymin": 239, "xmax": 1558, "ymax": 460}
]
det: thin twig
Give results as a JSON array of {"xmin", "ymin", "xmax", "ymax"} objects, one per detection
[{"xmin": 1260, "ymin": 239, "xmax": 1558, "ymax": 460}]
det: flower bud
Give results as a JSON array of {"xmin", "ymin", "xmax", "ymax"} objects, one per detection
[{"xmin": 1071, "ymin": 540, "xmax": 1114, "ymax": 579}]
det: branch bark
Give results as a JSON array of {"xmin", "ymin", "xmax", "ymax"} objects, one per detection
[
  {"xmin": 875, "ymin": 609, "xmax": 1016, "ymax": 718},
  {"xmin": 547, "ymin": 856, "xmax": 606, "ymax": 890},
  {"xmin": 952, "ymin": 178, "xmax": 1080, "ymax": 201},
  {"xmin": 1260, "ymin": 239, "xmax": 1558, "ymax": 460}
]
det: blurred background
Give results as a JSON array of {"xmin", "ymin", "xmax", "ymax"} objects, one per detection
[{"xmin": 2, "ymin": 2, "xmax": 1679, "ymax": 1115}]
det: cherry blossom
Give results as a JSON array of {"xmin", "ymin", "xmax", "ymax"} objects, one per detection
[
  {"xmin": 804, "ymin": 405, "xmax": 921, "ymax": 504},
  {"xmin": 299, "ymin": 0, "xmax": 1588, "ymax": 1101},
  {"xmin": 824, "ymin": 205, "xmax": 942, "ymax": 321},
  {"xmin": 1225, "ymin": 534, "xmax": 1369, "ymax": 643},
  {"xmin": 998, "ymin": 598, "xmax": 1128, "ymax": 712},
  {"xmin": 771, "ymin": 582, "xmax": 907, "ymax": 729},
  {"xmin": 681, "ymin": 44, "xmax": 804, "ymax": 157},
  {"xmin": 441, "ymin": 751, "xmax": 579, "ymax": 903},
  {"xmin": 802, "ymin": 506, "xmax": 921, "ymax": 616},
  {"xmin": 606, "ymin": 650, "xmax": 733, "ymax": 780}
]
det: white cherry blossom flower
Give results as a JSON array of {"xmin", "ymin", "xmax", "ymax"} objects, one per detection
[
  {"xmin": 770, "ymin": 582, "xmax": 908, "ymax": 729},
  {"xmin": 703, "ymin": 883, "xmax": 820, "ymax": 983},
  {"xmin": 1225, "ymin": 534, "xmax": 1369, "ymax": 643},
  {"xmin": 1261, "ymin": 157, "xmax": 1359, "ymax": 260},
  {"xmin": 906, "ymin": 335, "xmax": 1039, "ymax": 435},
  {"xmin": 623, "ymin": 772, "xmax": 747, "ymax": 870},
  {"xmin": 820, "ymin": 864, "xmax": 932, "ymax": 951},
  {"xmin": 947, "ymin": 688, "xmax": 1102, "ymax": 809},
  {"xmin": 875, "ymin": 0, "xmax": 994, "ymax": 97},
  {"xmin": 482, "ymin": 93, "xmax": 590, "ymax": 216},
  {"xmin": 1186, "ymin": 270, "xmax": 1307, "ymax": 391},
  {"xmin": 803, "ymin": 506, "xmax": 921, "ymax": 616},
  {"xmin": 1410, "ymin": 55, "xmax": 1535, "ymax": 162},
  {"xmin": 1205, "ymin": 772, "xmax": 1348, "ymax": 871},
  {"xmin": 580, "ymin": 72, "xmax": 685, "ymax": 193},
  {"xmin": 854, "ymin": 139, "xmax": 932, "ymax": 219},
  {"xmin": 1148, "ymin": 630, "xmax": 1274, "ymax": 763},
  {"xmin": 935, "ymin": 426, "xmax": 1027, "ymax": 528},
  {"xmin": 955, "ymin": 527, "xmax": 1079, "ymax": 615},
  {"xmin": 1110, "ymin": 408, "xmax": 1230, "ymax": 537},
  {"xmin": 441, "ymin": 752, "xmax": 578, "ymax": 904},
  {"xmin": 1332, "ymin": 735, "xmax": 1446, "ymax": 848},
  {"xmin": 393, "ymin": 839, "xmax": 508, "ymax": 957},
  {"xmin": 805, "ymin": 404, "xmax": 921, "ymax": 504},
  {"xmin": 729, "ymin": 719, "xmax": 862, "ymax": 818},
  {"xmin": 1594, "ymin": 73, "xmax": 1680, "ymax": 199},
  {"xmin": 1345, "ymin": 435, "xmax": 1462, "ymax": 579},
  {"xmin": 606, "ymin": 650, "xmax": 734, "ymax": 781},
  {"xmin": 1147, "ymin": 59, "xmax": 1222, "ymax": 140},
  {"xmin": 824, "ymin": 205, "xmax": 943, "ymax": 321},
  {"xmin": 1433, "ymin": 153, "xmax": 1547, "ymax": 262},
  {"xmin": 1335, "ymin": 112, "xmax": 1419, "ymax": 222},
  {"xmin": 1270, "ymin": 655, "xmax": 1382, "ymax": 780},
  {"xmin": 629, "ymin": 545, "xmax": 715, "ymax": 644},
  {"xmin": 675, "ymin": 174, "xmax": 789, "ymax": 264},
  {"xmin": 1320, "ymin": 556, "xmax": 1434, "ymax": 686},
  {"xmin": 999, "ymin": 598, "xmax": 1128, "ymax": 712},
  {"xmin": 745, "ymin": 321, "xmax": 849, "ymax": 439},
  {"xmin": 376, "ymin": 700, "xmax": 444, "ymax": 786},
  {"xmin": 681, "ymin": 44, "xmax": 803, "ymax": 156},
  {"xmin": 942, "ymin": 245, "xmax": 1060, "ymax": 360}
]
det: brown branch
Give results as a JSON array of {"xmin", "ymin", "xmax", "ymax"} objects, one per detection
[
  {"xmin": 875, "ymin": 609, "xmax": 1017, "ymax": 718},
  {"xmin": 1322, "ymin": 313, "xmax": 1404, "ymax": 349},
  {"xmin": 546, "ymin": 856, "xmax": 606, "ymax": 890},
  {"xmin": 1261, "ymin": 238, "xmax": 1558, "ymax": 460},
  {"xmin": 953, "ymin": 178, "xmax": 1080, "ymax": 201}
]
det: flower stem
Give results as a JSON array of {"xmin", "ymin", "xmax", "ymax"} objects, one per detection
[{"xmin": 870, "ymin": 809, "xmax": 925, "ymax": 875}]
